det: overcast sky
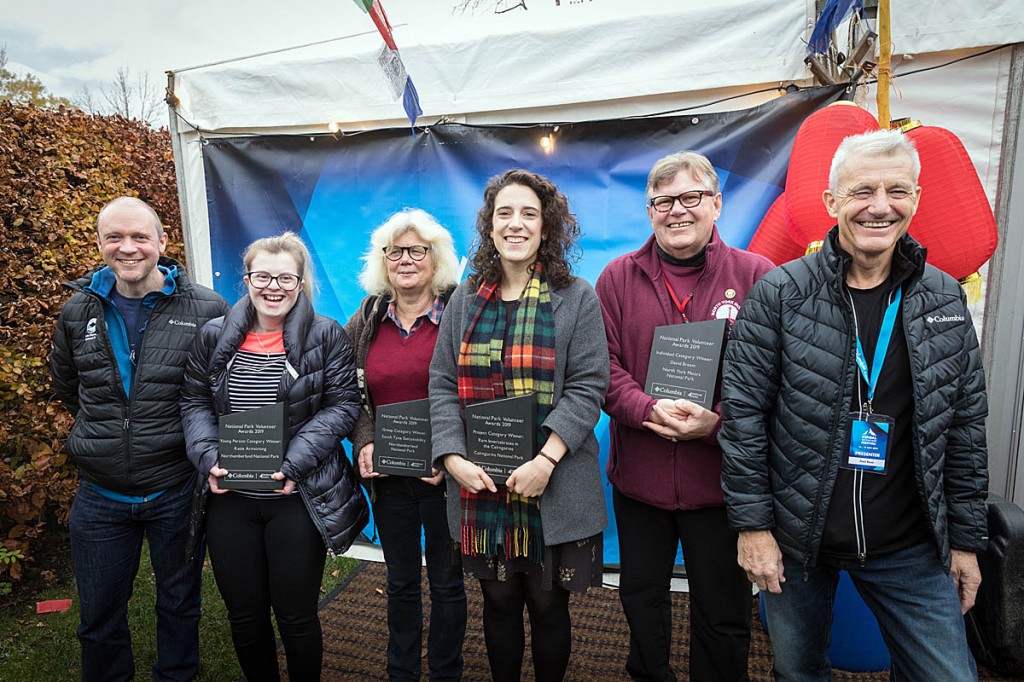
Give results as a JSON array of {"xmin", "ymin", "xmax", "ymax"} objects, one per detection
[{"xmin": 1, "ymin": 0, "xmax": 442, "ymax": 102}]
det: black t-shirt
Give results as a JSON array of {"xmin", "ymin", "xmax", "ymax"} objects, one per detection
[{"xmin": 819, "ymin": 277, "xmax": 931, "ymax": 562}]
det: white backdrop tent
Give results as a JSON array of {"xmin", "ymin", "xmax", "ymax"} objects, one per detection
[{"xmin": 168, "ymin": 0, "xmax": 1024, "ymax": 503}]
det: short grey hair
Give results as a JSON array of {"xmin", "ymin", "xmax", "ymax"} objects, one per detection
[
  {"xmin": 358, "ymin": 209, "xmax": 460, "ymax": 298},
  {"xmin": 829, "ymin": 129, "xmax": 921, "ymax": 194},
  {"xmin": 646, "ymin": 151, "xmax": 720, "ymax": 200},
  {"xmin": 97, "ymin": 196, "xmax": 164, "ymax": 238}
]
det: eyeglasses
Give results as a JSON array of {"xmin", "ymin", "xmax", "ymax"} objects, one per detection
[
  {"xmin": 649, "ymin": 190, "xmax": 714, "ymax": 213},
  {"xmin": 383, "ymin": 245, "xmax": 431, "ymax": 261},
  {"xmin": 246, "ymin": 271, "xmax": 302, "ymax": 291}
]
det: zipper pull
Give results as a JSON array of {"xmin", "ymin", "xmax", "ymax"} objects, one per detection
[
  {"xmin": 123, "ymin": 418, "xmax": 130, "ymax": 430},
  {"xmin": 858, "ymin": 551, "xmax": 867, "ymax": 568}
]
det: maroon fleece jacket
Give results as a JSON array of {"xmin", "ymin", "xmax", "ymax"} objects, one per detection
[{"xmin": 596, "ymin": 229, "xmax": 773, "ymax": 510}]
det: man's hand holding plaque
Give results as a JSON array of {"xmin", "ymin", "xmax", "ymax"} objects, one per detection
[{"xmin": 643, "ymin": 398, "xmax": 720, "ymax": 441}]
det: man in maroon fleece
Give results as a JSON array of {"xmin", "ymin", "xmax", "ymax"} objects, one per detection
[{"xmin": 596, "ymin": 151, "xmax": 774, "ymax": 682}]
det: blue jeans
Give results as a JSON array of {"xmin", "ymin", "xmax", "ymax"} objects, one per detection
[
  {"xmin": 763, "ymin": 542, "xmax": 976, "ymax": 682},
  {"xmin": 69, "ymin": 478, "xmax": 202, "ymax": 682},
  {"xmin": 373, "ymin": 476, "xmax": 466, "ymax": 681}
]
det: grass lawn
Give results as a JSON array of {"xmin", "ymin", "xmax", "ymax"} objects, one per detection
[{"xmin": 0, "ymin": 540, "xmax": 358, "ymax": 681}]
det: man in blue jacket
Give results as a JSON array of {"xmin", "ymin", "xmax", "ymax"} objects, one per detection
[
  {"xmin": 719, "ymin": 129, "xmax": 988, "ymax": 681},
  {"xmin": 51, "ymin": 197, "xmax": 228, "ymax": 681}
]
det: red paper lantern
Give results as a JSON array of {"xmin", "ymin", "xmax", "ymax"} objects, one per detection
[
  {"xmin": 905, "ymin": 125, "xmax": 998, "ymax": 280},
  {"xmin": 785, "ymin": 102, "xmax": 879, "ymax": 248},
  {"xmin": 748, "ymin": 194, "xmax": 807, "ymax": 266}
]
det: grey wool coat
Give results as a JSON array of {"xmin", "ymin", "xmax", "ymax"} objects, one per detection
[{"xmin": 428, "ymin": 276, "xmax": 610, "ymax": 547}]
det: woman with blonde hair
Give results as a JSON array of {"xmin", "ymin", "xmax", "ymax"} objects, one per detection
[
  {"xmin": 345, "ymin": 209, "xmax": 467, "ymax": 681},
  {"xmin": 181, "ymin": 231, "xmax": 367, "ymax": 682}
]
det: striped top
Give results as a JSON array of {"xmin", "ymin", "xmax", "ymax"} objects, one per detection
[{"xmin": 228, "ymin": 331, "xmax": 286, "ymax": 498}]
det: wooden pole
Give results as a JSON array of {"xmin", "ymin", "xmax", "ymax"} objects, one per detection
[{"xmin": 877, "ymin": 0, "xmax": 891, "ymax": 128}]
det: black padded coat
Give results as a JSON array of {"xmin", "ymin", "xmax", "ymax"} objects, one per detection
[
  {"xmin": 719, "ymin": 228, "xmax": 988, "ymax": 571},
  {"xmin": 51, "ymin": 258, "xmax": 229, "ymax": 495},
  {"xmin": 180, "ymin": 292, "xmax": 368, "ymax": 556}
]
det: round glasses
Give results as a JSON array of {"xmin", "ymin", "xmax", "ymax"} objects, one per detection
[
  {"xmin": 246, "ymin": 271, "xmax": 302, "ymax": 291},
  {"xmin": 383, "ymin": 245, "xmax": 431, "ymax": 261},
  {"xmin": 649, "ymin": 190, "xmax": 714, "ymax": 213}
]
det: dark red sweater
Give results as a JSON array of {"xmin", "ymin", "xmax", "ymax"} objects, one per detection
[
  {"xmin": 596, "ymin": 229, "xmax": 774, "ymax": 511},
  {"xmin": 365, "ymin": 320, "xmax": 439, "ymax": 407}
]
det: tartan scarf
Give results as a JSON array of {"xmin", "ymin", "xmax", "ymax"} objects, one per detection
[{"xmin": 457, "ymin": 263, "xmax": 556, "ymax": 562}]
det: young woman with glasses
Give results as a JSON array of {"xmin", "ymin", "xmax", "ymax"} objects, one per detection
[{"xmin": 180, "ymin": 231, "xmax": 367, "ymax": 682}]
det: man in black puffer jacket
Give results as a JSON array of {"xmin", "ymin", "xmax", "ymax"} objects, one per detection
[
  {"xmin": 51, "ymin": 197, "xmax": 229, "ymax": 682},
  {"xmin": 719, "ymin": 130, "xmax": 988, "ymax": 681}
]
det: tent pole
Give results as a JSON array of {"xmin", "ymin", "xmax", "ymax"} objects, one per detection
[
  {"xmin": 982, "ymin": 44, "xmax": 1024, "ymax": 505},
  {"xmin": 876, "ymin": 0, "xmax": 891, "ymax": 128},
  {"xmin": 165, "ymin": 71, "xmax": 201, "ymax": 283}
]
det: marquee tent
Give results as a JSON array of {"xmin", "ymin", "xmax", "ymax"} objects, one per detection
[{"xmin": 167, "ymin": 0, "xmax": 1024, "ymax": 514}]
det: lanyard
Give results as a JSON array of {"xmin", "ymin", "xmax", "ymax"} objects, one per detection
[
  {"xmin": 852, "ymin": 285, "xmax": 902, "ymax": 405},
  {"xmin": 664, "ymin": 279, "xmax": 693, "ymax": 322}
]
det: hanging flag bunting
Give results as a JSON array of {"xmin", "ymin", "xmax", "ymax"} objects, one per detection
[
  {"xmin": 402, "ymin": 79, "xmax": 422, "ymax": 127},
  {"xmin": 354, "ymin": 0, "xmax": 421, "ymax": 131},
  {"xmin": 807, "ymin": 0, "xmax": 863, "ymax": 55},
  {"xmin": 352, "ymin": 0, "xmax": 397, "ymax": 50}
]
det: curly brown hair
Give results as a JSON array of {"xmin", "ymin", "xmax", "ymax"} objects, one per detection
[{"xmin": 468, "ymin": 169, "xmax": 581, "ymax": 289}]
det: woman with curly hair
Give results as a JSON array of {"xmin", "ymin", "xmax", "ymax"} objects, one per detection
[{"xmin": 429, "ymin": 169, "xmax": 610, "ymax": 682}]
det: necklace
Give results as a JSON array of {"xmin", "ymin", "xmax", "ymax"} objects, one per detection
[{"xmin": 253, "ymin": 332, "xmax": 277, "ymax": 358}]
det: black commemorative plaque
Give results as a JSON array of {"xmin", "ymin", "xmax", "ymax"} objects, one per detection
[
  {"xmin": 643, "ymin": 319, "xmax": 728, "ymax": 409},
  {"xmin": 218, "ymin": 402, "xmax": 286, "ymax": 490},
  {"xmin": 464, "ymin": 393, "xmax": 536, "ymax": 485},
  {"xmin": 374, "ymin": 399, "xmax": 432, "ymax": 477}
]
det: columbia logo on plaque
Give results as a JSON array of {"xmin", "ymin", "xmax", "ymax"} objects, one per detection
[
  {"xmin": 218, "ymin": 401, "xmax": 286, "ymax": 490},
  {"xmin": 374, "ymin": 398, "xmax": 432, "ymax": 477},
  {"xmin": 644, "ymin": 319, "xmax": 728, "ymax": 409},
  {"xmin": 464, "ymin": 393, "xmax": 536, "ymax": 485}
]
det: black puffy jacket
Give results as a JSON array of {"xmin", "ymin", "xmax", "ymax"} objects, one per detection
[
  {"xmin": 50, "ymin": 258, "xmax": 229, "ymax": 495},
  {"xmin": 719, "ymin": 229, "xmax": 988, "ymax": 570},
  {"xmin": 180, "ymin": 292, "xmax": 368, "ymax": 556}
]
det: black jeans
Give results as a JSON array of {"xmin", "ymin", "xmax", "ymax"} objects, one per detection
[
  {"xmin": 614, "ymin": 490, "xmax": 751, "ymax": 682},
  {"xmin": 206, "ymin": 492, "xmax": 327, "ymax": 682},
  {"xmin": 374, "ymin": 476, "xmax": 466, "ymax": 681}
]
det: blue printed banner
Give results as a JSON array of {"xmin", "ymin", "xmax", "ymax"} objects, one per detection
[{"xmin": 202, "ymin": 84, "xmax": 847, "ymax": 563}]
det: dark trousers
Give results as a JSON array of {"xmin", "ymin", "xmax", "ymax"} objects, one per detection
[
  {"xmin": 206, "ymin": 492, "xmax": 327, "ymax": 682},
  {"xmin": 69, "ymin": 478, "xmax": 202, "ymax": 682},
  {"xmin": 614, "ymin": 490, "xmax": 752, "ymax": 682},
  {"xmin": 374, "ymin": 476, "xmax": 466, "ymax": 681}
]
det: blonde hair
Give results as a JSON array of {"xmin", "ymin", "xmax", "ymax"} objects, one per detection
[
  {"xmin": 646, "ymin": 151, "xmax": 720, "ymax": 199},
  {"xmin": 242, "ymin": 232, "xmax": 317, "ymax": 298},
  {"xmin": 358, "ymin": 209, "xmax": 459, "ymax": 298}
]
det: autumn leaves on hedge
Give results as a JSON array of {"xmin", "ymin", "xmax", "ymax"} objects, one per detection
[{"xmin": 0, "ymin": 101, "xmax": 182, "ymax": 583}]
